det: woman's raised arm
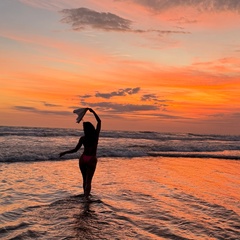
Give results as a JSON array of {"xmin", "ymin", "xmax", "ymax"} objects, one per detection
[{"xmin": 88, "ymin": 108, "xmax": 101, "ymax": 135}]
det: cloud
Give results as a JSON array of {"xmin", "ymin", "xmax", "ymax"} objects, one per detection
[
  {"xmin": 42, "ymin": 102, "xmax": 62, "ymax": 107},
  {"xmin": 95, "ymin": 87, "xmax": 140, "ymax": 99},
  {"xmin": 150, "ymin": 30, "xmax": 190, "ymax": 35},
  {"xmin": 14, "ymin": 106, "xmax": 36, "ymax": 112},
  {"xmin": 141, "ymin": 94, "xmax": 169, "ymax": 111},
  {"xmin": 76, "ymin": 87, "xmax": 169, "ymax": 115},
  {"xmin": 60, "ymin": 7, "xmax": 190, "ymax": 35},
  {"xmin": 192, "ymin": 57, "xmax": 240, "ymax": 74},
  {"xmin": 211, "ymin": 112, "xmax": 240, "ymax": 119},
  {"xmin": 131, "ymin": 0, "xmax": 240, "ymax": 12},
  {"xmin": 77, "ymin": 88, "xmax": 169, "ymax": 114},
  {"xmin": 20, "ymin": 0, "xmax": 240, "ymax": 13},
  {"xmin": 14, "ymin": 106, "xmax": 71, "ymax": 116},
  {"xmin": 81, "ymin": 94, "xmax": 92, "ymax": 99},
  {"xmin": 141, "ymin": 93, "xmax": 168, "ymax": 102},
  {"xmin": 75, "ymin": 94, "xmax": 92, "ymax": 102},
  {"xmin": 151, "ymin": 112, "xmax": 186, "ymax": 119},
  {"xmin": 19, "ymin": 0, "xmax": 89, "ymax": 11},
  {"xmin": 80, "ymin": 101, "xmax": 159, "ymax": 113},
  {"xmin": 169, "ymin": 17, "xmax": 198, "ymax": 25},
  {"xmin": 60, "ymin": 7, "xmax": 132, "ymax": 32}
]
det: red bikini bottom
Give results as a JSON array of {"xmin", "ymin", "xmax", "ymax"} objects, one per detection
[{"xmin": 80, "ymin": 154, "xmax": 97, "ymax": 167}]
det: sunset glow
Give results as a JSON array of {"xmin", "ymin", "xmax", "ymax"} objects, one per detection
[{"xmin": 1, "ymin": 0, "xmax": 240, "ymax": 134}]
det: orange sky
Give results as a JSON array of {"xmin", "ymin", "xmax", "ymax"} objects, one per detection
[{"xmin": 0, "ymin": 0, "xmax": 240, "ymax": 134}]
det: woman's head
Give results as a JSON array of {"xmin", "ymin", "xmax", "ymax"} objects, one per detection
[{"xmin": 83, "ymin": 122, "xmax": 96, "ymax": 136}]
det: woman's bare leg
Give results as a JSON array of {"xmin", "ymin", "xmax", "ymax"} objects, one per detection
[
  {"xmin": 85, "ymin": 165, "xmax": 96, "ymax": 198},
  {"xmin": 79, "ymin": 156, "xmax": 97, "ymax": 199},
  {"xmin": 80, "ymin": 164, "xmax": 87, "ymax": 195}
]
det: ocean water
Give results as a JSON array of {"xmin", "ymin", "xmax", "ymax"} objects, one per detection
[
  {"xmin": 1, "ymin": 126, "xmax": 240, "ymax": 163},
  {"xmin": 0, "ymin": 126, "xmax": 240, "ymax": 239}
]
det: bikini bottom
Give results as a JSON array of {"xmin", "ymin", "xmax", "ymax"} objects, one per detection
[{"xmin": 80, "ymin": 154, "xmax": 97, "ymax": 167}]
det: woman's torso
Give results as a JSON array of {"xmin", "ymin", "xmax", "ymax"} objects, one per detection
[{"xmin": 82, "ymin": 136, "xmax": 98, "ymax": 156}]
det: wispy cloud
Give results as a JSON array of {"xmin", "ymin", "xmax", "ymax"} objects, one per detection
[
  {"xmin": 81, "ymin": 101, "xmax": 159, "ymax": 113},
  {"xmin": 14, "ymin": 106, "xmax": 71, "ymax": 116},
  {"xmin": 95, "ymin": 87, "xmax": 140, "ymax": 99},
  {"xmin": 192, "ymin": 57, "xmax": 240, "ymax": 74},
  {"xmin": 207, "ymin": 112, "xmax": 240, "ymax": 123},
  {"xmin": 169, "ymin": 17, "xmax": 198, "ymax": 25},
  {"xmin": 141, "ymin": 94, "xmax": 169, "ymax": 106},
  {"xmin": 19, "ymin": 0, "xmax": 240, "ymax": 13},
  {"xmin": 81, "ymin": 94, "xmax": 92, "ymax": 99},
  {"xmin": 42, "ymin": 102, "xmax": 62, "ymax": 107},
  {"xmin": 131, "ymin": 0, "xmax": 240, "ymax": 12},
  {"xmin": 150, "ymin": 112, "xmax": 186, "ymax": 119},
  {"xmin": 19, "ymin": 0, "xmax": 71, "ymax": 11},
  {"xmin": 60, "ymin": 7, "xmax": 190, "ymax": 35}
]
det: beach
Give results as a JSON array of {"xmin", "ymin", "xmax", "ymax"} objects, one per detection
[
  {"xmin": 1, "ymin": 1, "xmax": 240, "ymax": 239},
  {"xmin": 1, "ymin": 156, "xmax": 240, "ymax": 239}
]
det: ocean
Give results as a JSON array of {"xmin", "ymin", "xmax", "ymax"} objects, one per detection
[
  {"xmin": 1, "ymin": 126, "xmax": 240, "ymax": 163},
  {"xmin": 0, "ymin": 126, "xmax": 240, "ymax": 239}
]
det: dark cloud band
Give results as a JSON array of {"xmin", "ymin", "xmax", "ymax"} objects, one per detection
[
  {"xmin": 81, "ymin": 101, "xmax": 159, "ymax": 113},
  {"xmin": 14, "ymin": 106, "xmax": 71, "ymax": 116},
  {"xmin": 132, "ymin": 0, "xmax": 240, "ymax": 12},
  {"xmin": 60, "ymin": 7, "xmax": 190, "ymax": 34},
  {"xmin": 60, "ymin": 7, "xmax": 132, "ymax": 31}
]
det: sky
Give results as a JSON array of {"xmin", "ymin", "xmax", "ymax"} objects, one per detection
[{"xmin": 1, "ymin": 0, "xmax": 240, "ymax": 134}]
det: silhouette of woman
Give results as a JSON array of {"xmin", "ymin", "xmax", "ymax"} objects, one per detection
[{"xmin": 60, "ymin": 108, "xmax": 101, "ymax": 200}]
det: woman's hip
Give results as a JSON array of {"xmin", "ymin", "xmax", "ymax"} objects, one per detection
[{"xmin": 79, "ymin": 154, "xmax": 97, "ymax": 166}]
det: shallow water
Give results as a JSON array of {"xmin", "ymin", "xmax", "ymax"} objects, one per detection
[{"xmin": 1, "ymin": 157, "xmax": 240, "ymax": 239}]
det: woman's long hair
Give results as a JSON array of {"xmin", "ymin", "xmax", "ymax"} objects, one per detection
[{"xmin": 83, "ymin": 122, "xmax": 97, "ymax": 145}]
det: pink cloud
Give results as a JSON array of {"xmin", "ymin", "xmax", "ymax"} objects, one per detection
[{"xmin": 192, "ymin": 57, "xmax": 240, "ymax": 75}]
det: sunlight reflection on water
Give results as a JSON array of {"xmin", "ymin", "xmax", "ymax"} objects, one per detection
[{"xmin": 0, "ymin": 157, "xmax": 240, "ymax": 239}]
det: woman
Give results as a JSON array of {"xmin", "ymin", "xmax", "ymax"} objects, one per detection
[{"xmin": 60, "ymin": 108, "xmax": 101, "ymax": 200}]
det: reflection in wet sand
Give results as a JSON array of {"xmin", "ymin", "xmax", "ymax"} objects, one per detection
[{"xmin": 1, "ymin": 157, "xmax": 239, "ymax": 239}]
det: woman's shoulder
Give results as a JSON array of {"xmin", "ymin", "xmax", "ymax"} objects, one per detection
[{"xmin": 79, "ymin": 136, "xmax": 85, "ymax": 142}]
